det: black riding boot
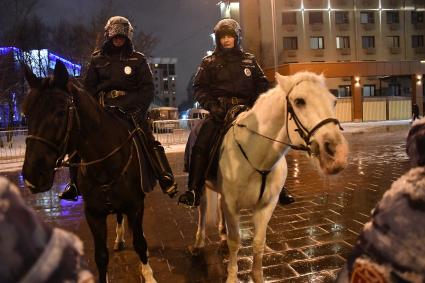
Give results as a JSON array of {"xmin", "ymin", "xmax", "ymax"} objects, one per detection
[
  {"xmin": 278, "ymin": 186, "xmax": 295, "ymax": 205},
  {"xmin": 59, "ymin": 166, "xmax": 80, "ymax": 201},
  {"xmin": 151, "ymin": 144, "xmax": 178, "ymax": 198},
  {"xmin": 178, "ymin": 150, "xmax": 208, "ymax": 208}
]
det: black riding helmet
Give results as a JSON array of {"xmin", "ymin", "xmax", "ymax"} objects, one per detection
[{"xmin": 213, "ymin": 18, "xmax": 242, "ymax": 50}]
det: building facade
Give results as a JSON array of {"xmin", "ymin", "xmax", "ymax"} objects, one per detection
[
  {"xmin": 221, "ymin": 0, "xmax": 425, "ymax": 121},
  {"xmin": 149, "ymin": 57, "xmax": 177, "ymax": 107},
  {"xmin": 0, "ymin": 47, "xmax": 81, "ymax": 128}
]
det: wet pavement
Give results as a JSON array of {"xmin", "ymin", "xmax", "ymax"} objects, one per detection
[{"xmin": 1, "ymin": 125, "xmax": 412, "ymax": 283}]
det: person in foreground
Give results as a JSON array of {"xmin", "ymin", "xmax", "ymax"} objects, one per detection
[
  {"xmin": 0, "ymin": 177, "xmax": 94, "ymax": 283},
  {"xmin": 178, "ymin": 18, "xmax": 294, "ymax": 208},
  {"xmin": 59, "ymin": 16, "xmax": 177, "ymax": 201},
  {"xmin": 336, "ymin": 117, "xmax": 425, "ymax": 283}
]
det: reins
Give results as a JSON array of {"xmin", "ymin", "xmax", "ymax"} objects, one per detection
[
  {"xmin": 61, "ymin": 128, "xmax": 139, "ymax": 167},
  {"xmin": 25, "ymin": 85, "xmax": 139, "ymax": 171},
  {"xmin": 233, "ymin": 79, "xmax": 343, "ymax": 202}
]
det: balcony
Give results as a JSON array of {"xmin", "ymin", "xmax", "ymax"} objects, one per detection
[
  {"xmin": 337, "ymin": 48, "xmax": 351, "ymax": 55},
  {"xmin": 389, "ymin": 47, "xmax": 401, "ymax": 54},
  {"xmin": 363, "ymin": 48, "xmax": 376, "ymax": 55}
]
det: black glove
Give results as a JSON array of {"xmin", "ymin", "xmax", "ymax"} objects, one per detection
[{"xmin": 209, "ymin": 103, "xmax": 226, "ymax": 121}]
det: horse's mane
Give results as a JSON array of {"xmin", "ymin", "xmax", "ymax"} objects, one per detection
[
  {"xmin": 22, "ymin": 75, "xmax": 103, "ymax": 126},
  {"xmin": 251, "ymin": 71, "xmax": 326, "ymax": 110}
]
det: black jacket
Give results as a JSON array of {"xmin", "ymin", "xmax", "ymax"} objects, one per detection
[
  {"xmin": 84, "ymin": 48, "xmax": 154, "ymax": 114},
  {"xmin": 193, "ymin": 50, "xmax": 269, "ymax": 111}
]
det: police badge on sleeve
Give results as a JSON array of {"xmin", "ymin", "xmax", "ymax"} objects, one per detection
[
  {"xmin": 244, "ymin": 68, "xmax": 251, "ymax": 77},
  {"xmin": 124, "ymin": 66, "xmax": 132, "ymax": 75}
]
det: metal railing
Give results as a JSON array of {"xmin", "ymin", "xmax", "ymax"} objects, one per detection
[
  {"xmin": 0, "ymin": 119, "xmax": 203, "ymax": 162},
  {"xmin": 0, "ymin": 129, "xmax": 28, "ymax": 164}
]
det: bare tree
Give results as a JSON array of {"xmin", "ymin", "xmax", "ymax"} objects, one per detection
[{"xmin": 133, "ymin": 30, "xmax": 158, "ymax": 57}]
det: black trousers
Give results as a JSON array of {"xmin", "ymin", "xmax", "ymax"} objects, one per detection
[{"xmin": 192, "ymin": 115, "xmax": 223, "ymax": 156}]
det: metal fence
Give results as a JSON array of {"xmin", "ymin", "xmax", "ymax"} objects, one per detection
[
  {"xmin": 0, "ymin": 119, "xmax": 200, "ymax": 162},
  {"xmin": 0, "ymin": 129, "xmax": 28, "ymax": 164}
]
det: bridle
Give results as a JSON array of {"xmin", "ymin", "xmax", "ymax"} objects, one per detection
[
  {"xmin": 26, "ymin": 96, "xmax": 78, "ymax": 168},
  {"xmin": 25, "ymin": 89, "xmax": 136, "ymax": 169},
  {"xmin": 233, "ymin": 80, "xmax": 343, "ymax": 201},
  {"xmin": 236, "ymin": 80, "xmax": 343, "ymax": 156}
]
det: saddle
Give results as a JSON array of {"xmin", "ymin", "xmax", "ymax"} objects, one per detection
[
  {"xmin": 105, "ymin": 107, "xmax": 157, "ymax": 192},
  {"xmin": 206, "ymin": 104, "xmax": 250, "ymax": 180}
]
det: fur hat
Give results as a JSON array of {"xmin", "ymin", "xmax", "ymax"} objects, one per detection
[
  {"xmin": 0, "ymin": 177, "xmax": 94, "ymax": 283},
  {"xmin": 213, "ymin": 18, "xmax": 242, "ymax": 49},
  {"xmin": 104, "ymin": 16, "xmax": 134, "ymax": 41}
]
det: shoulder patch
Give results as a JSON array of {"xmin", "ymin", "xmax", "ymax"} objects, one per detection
[
  {"xmin": 202, "ymin": 55, "xmax": 215, "ymax": 63},
  {"xmin": 134, "ymin": 51, "xmax": 146, "ymax": 58}
]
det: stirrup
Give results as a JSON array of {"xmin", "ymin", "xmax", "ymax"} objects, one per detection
[
  {"xmin": 164, "ymin": 183, "xmax": 178, "ymax": 198},
  {"xmin": 177, "ymin": 191, "xmax": 199, "ymax": 209},
  {"xmin": 58, "ymin": 183, "xmax": 79, "ymax": 201}
]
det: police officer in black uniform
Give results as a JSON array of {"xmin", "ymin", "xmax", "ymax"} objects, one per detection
[
  {"xmin": 59, "ymin": 16, "xmax": 178, "ymax": 200},
  {"xmin": 178, "ymin": 19, "xmax": 294, "ymax": 208}
]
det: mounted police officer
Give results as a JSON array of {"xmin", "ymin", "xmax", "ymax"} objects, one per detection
[
  {"xmin": 59, "ymin": 16, "xmax": 178, "ymax": 200},
  {"xmin": 178, "ymin": 19, "xmax": 294, "ymax": 208}
]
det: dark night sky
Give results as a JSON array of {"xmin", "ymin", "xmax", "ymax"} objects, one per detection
[{"xmin": 35, "ymin": 0, "xmax": 221, "ymax": 105}]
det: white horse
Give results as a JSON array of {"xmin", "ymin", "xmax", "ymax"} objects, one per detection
[{"xmin": 192, "ymin": 71, "xmax": 349, "ymax": 283}]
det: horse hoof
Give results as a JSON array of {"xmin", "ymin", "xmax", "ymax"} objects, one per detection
[
  {"xmin": 188, "ymin": 245, "xmax": 203, "ymax": 256},
  {"xmin": 113, "ymin": 241, "xmax": 126, "ymax": 251}
]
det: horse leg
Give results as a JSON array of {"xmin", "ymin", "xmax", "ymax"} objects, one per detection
[
  {"xmin": 127, "ymin": 209, "xmax": 157, "ymax": 283},
  {"xmin": 251, "ymin": 202, "xmax": 276, "ymax": 283},
  {"xmin": 190, "ymin": 185, "xmax": 207, "ymax": 255},
  {"xmin": 85, "ymin": 210, "xmax": 109, "ymax": 283},
  {"xmin": 222, "ymin": 199, "xmax": 240, "ymax": 283},
  {"xmin": 217, "ymin": 193, "xmax": 227, "ymax": 246},
  {"xmin": 113, "ymin": 213, "xmax": 126, "ymax": 251}
]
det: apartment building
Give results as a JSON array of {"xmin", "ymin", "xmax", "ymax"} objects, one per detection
[
  {"xmin": 149, "ymin": 57, "xmax": 177, "ymax": 107},
  {"xmin": 221, "ymin": 0, "xmax": 425, "ymax": 121}
]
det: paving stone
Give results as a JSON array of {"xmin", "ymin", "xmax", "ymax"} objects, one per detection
[{"xmin": 2, "ymin": 127, "xmax": 412, "ymax": 282}]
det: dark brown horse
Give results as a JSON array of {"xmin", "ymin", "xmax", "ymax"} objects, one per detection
[{"xmin": 22, "ymin": 61, "xmax": 158, "ymax": 283}]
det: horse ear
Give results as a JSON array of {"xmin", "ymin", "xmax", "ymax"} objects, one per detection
[
  {"xmin": 23, "ymin": 65, "xmax": 41, "ymax": 88},
  {"xmin": 52, "ymin": 60, "xmax": 69, "ymax": 89},
  {"xmin": 275, "ymin": 73, "xmax": 292, "ymax": 94}
]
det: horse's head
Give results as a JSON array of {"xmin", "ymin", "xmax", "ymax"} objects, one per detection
[
  {"xmin": 276, "ymin": 72, "xmax": 348, "ymax": 175},
  {"xmin": 22, "ymin": 61, "xmax": 77, "ymax": 193}
]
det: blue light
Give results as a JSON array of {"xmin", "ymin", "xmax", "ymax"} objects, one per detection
[
  {"xmin": 0, "ymin": 46, "xmax": 81, "ymax": 77},
  {"xmin": 48, "ymin": 53, "xmax": 81, "ymax": 76},
  {"xmin": 0, "ymin": 47, "xmax": 19, "ymax": 55}
]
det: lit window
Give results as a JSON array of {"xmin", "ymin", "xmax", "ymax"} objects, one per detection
[
  {"xmin": 336, "ymin": 36, "xmax": 350, "ymax": 49},
  {"xmin": 310, "ymin": 37, "xmax": 324, "ymax": 49}
]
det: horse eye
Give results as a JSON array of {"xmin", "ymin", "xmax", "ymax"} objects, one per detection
[
  {"xmin": 333, "ymin": 100, "xmax": 337, "ymax": 108},
  {"xmin": 294, "ymin": 98, "xmax": 305, "ymax": 106}
]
